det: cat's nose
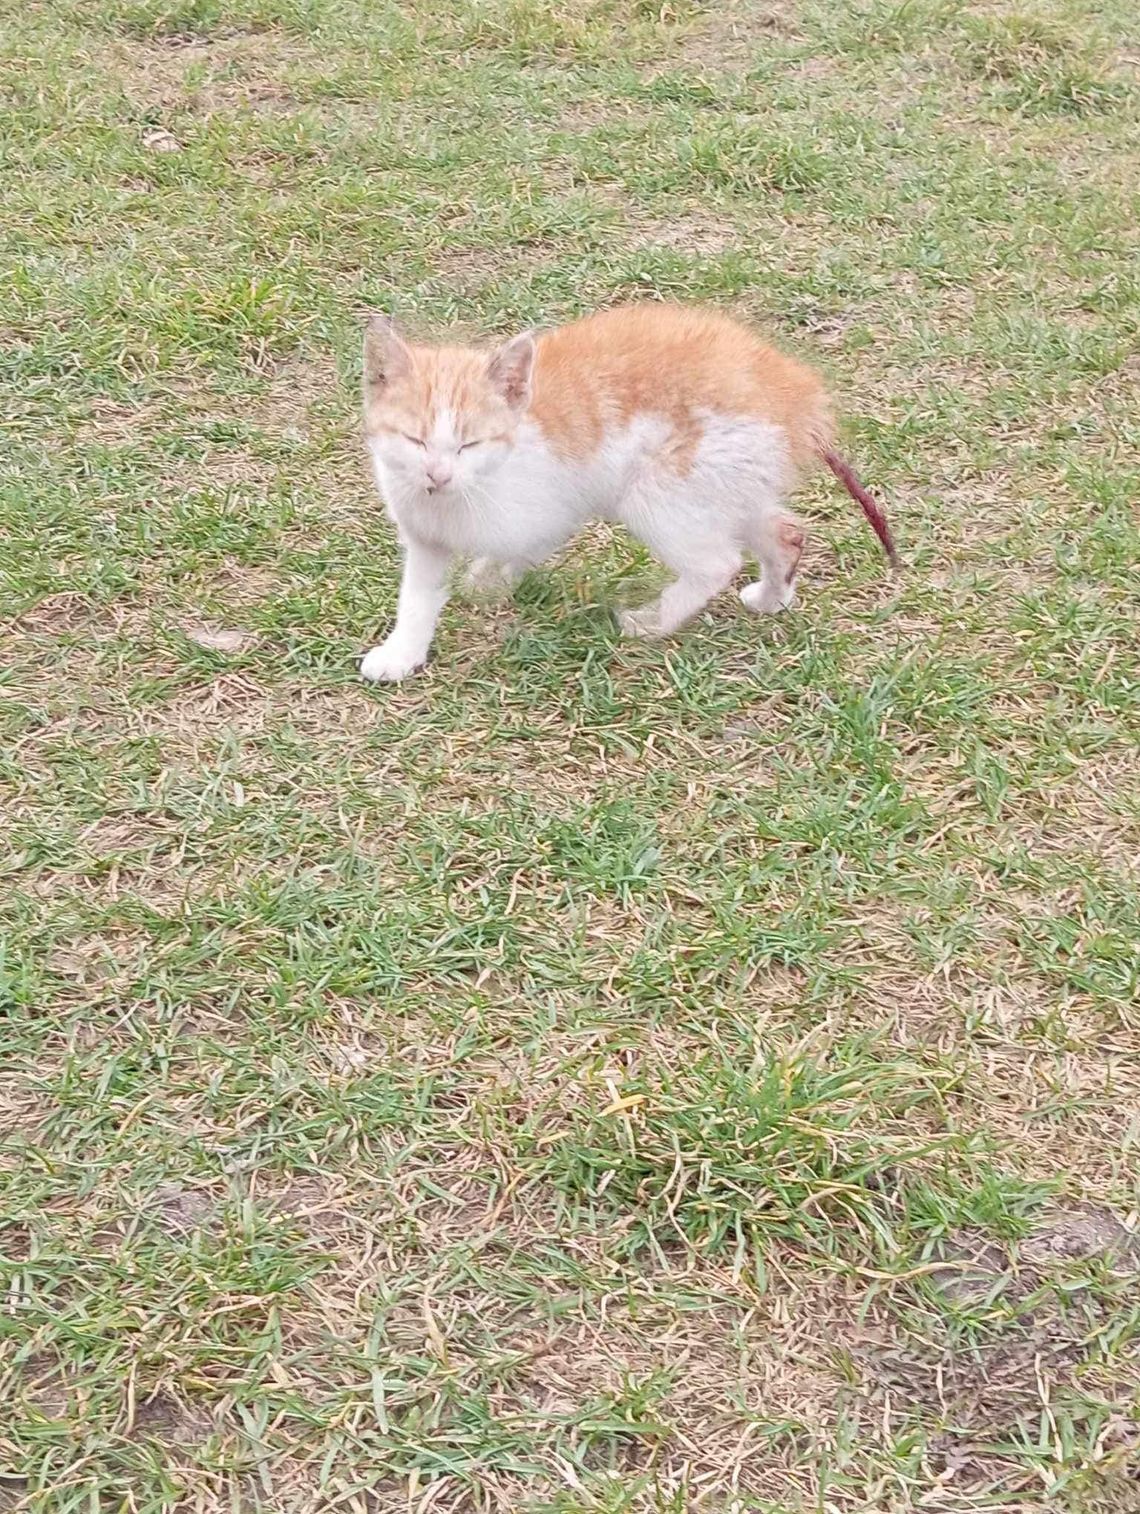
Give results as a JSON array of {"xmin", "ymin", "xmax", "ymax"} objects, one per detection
[{"xmin": 425, "ymin": 462, "xmax": 453, "ymax": 492}]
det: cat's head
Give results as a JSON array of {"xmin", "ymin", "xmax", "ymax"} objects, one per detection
[{"xmin": 362, "ymin": 316, "xmax": 535, "ymax": 501}]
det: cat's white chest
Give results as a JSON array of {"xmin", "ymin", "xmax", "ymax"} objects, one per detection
[{"xmin": 377, "ymin": 427, "xmax": 592, "ymax": 560}]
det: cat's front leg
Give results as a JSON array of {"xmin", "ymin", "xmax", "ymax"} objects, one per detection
[{"xmin": 361, "ymin": 535, "xmax": 451, "ymax": 683}]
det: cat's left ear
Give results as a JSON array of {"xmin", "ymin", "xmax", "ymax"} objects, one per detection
[
  {"xmin": 487, "ymin": 332, "xmax": 536, "ymax": 409},
  {"xmin": 363, "ymin": 313, "xmax": 412, "ymax": 395}
]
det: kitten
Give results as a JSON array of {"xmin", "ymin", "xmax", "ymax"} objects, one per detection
[{"xmin": 359, "ymin": 302, "xmax": 898, "ymax": 682}]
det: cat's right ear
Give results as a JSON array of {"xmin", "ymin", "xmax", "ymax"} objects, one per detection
[
  {"xmin": 363, "ymin": 313, "xmax": 412, "ymax": 395},
  {"xmin": 487, "ymin": 331, "xmax": 536, "ymax": 409}
]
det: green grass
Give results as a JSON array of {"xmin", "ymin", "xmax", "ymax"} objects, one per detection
[{"xmin": 2, "ymin": 0, "xmax": 1139, "ymax": 1509}]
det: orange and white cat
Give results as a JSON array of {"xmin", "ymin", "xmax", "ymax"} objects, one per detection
[{"xmin": 360, "ymin": 302, "xmax": 897, "ymax": 682}]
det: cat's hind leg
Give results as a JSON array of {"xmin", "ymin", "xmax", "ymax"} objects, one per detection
[
  {"xmin": 617, "ymin": 477, "xmax": 743, "ymax": 638},
  {"xmin": 462, "ymin": 557, "xmax": 526, "ymax": 600},
  {"xmin": 618, "ymin": 552, "xmax": 741, "ymax": 638},
  {"xmin": 740, "ymin": 511, "xmax": 804, "ymax": 615},
  {"xmin": 616, "ymin": 417, "xmax": 803, "ymax": 637}
]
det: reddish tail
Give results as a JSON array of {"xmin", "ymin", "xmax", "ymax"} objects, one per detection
[{"xmin": 821, "ymin": 448, "xmax": 900, "ymax": 572}]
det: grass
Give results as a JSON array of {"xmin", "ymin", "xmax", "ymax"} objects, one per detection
[{"xmin": 1, "ymin": 0, "xmax": 1139, "ymax": 1508}]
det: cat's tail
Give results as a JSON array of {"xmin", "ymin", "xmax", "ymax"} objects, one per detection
[{"xmin": 819, "ymin": 448, "xmax": 901, "ymax": 572}]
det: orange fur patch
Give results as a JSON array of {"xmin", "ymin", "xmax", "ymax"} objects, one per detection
[
  {"xmin": 777, "ymin": 519, "xmax": 806, "ymax": 581},
  {"xmin": 530, "ymin": 305, "xmax": 833, "ymax": 473},
  {"xmin": 364, "ymin": 303, "xmax": 835, "ymax": 478},
  {"xmin": 364, "ymin": 344, "xmax": 519, "ymax": 444}
]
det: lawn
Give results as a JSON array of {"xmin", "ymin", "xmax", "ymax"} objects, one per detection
[{"xmin": 2, "ymin": 0, "xmax": 1139, "ymax": 1509}]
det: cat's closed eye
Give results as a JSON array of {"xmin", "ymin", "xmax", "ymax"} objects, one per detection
[
  {"xmin": 458, "ymin": 439, "xmax": 484, "ymax": 452},
  {"xmin": 402, "ymin": 432, "xmax": 427, "ymax": 448}
]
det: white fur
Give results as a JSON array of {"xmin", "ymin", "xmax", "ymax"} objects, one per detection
[{"xmin": 361, "ymin": 412, "xmax": 800, "ymax": 681}]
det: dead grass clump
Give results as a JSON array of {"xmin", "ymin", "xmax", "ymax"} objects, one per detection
[{"xmin": 680, "ymin": 0, "xmax": 799, "ymax": 73}]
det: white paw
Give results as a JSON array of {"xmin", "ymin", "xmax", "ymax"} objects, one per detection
[
  {"xmin": 619, "ymin": 605, "xmax": 663, "ymax": 639},
  {"xmin": 360, "ymin": 641, "xmax": 425, "ymax": 683},
  {"xmin": 463, "ymin": 557, "xmax": 517, "ymax": 599},
  {"xmin": 740, "ymin": 580, "xmax": 796, "ymax": 615}
]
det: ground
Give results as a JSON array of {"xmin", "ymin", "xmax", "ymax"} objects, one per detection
[{"xmin": 1, "ymin": 0, "xmax": 1138, "ymax": 1510}]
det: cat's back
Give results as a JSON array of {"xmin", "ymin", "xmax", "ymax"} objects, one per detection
[{"xmin": 530, "ymin": 303, "xmax": 831, "ymax": 468}]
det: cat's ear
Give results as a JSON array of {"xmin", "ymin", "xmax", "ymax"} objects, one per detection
[
  {"xmin": 487, "ymin": 331, "xmax": 536, "ymax": 409},
  {"xmin": 363, "ymin": 313, "xmax": 412, "ymax": 395}
]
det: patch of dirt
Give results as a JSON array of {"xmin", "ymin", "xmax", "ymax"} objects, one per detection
[
  {"xmin": 26, "ymin": 851, "xmax": 206, "ymax": 915},
  {"xmin": 191, "ymin": 448, "xmax": 281, "ymax": 490},
  {"xmin": 865, "ymin": 1313, "xmax": 1085, "ymax": 1446},
  {"xmin": 311, "ymin": 1260, "xmax": 863, "ymax": 1504},
  {"xmin": 106, "ymin": 35, "xmax": 308, "ymax": 117},
  {"xmin": 325, "ymin": 1040, "xmax": 372, "ymax": 1074},
  {"xmin": 0, "ymin": 1481, "xmax": 29, "ymax": 1514},
  {"xmin": 557, "ymin": 97, "xmax": 635, "ymax": 132},
  {"xmin": 43, "ymin": 929, "xmax": 150, "ymax": 996},
  {"xmin": 948, "ymin": 1044, "xmax": 1140, "ymax": 1194},
  {"xmin": 0, "ymin": 1088, "xmax": 50, "ymax": 1151},
  {"xmin": 74, "ymin": 395, "xmax": 164, "ymax": 447},
  {"xmin": 245, "ymin": 353, "xmax": 339, "ymax": 440},
  {"xmin": 255, "ymin": 1175, "xmax": 344, "ymax": 1228},
  {"xmin": 193, "ymin": 561, "xmax": 285, "ymax": 609},
  {"xmin": 1019, "ymin": 1205, "xmax": 1138, "ymax": 1267},
  {"xmin": 10, "ymin": 591, "xmax": 101, "ymax": 637},
  {"xmin": 149, "ymin": 1180, "xmax": 219, "ymax": 1234},
  {"xmin": 678, "ymin": 0, "xmax": 800, "ymax": 73},
  {"xmin": 792, "ymin": 53, "xmax": 841, "ymax": 83},
  {"xmin": 15, "ymin": 1355, "xmax": 72, "ymax": 1421},
  {"xmin": 796, "ymin": 309, "xmax": 860, "ymax": 347},
  {"xmin": 626, "ymin": 211, "xmax": 742, "ymax": 257},
  {"xmin": 860, "ymin": 1206, "xmax": 1139, "ymax": 1470},
  {"xmin": 138, "ymin": 674, "xmax": 275, "ymax": 743},
  {"xmin": 131, "ymin": 1391, "xmax": 213, "ymax": 1446},
  {"xmin": 926, "ymin": 1233, "xmax": 1012, "ymax": 1306},
  {"xmin": 75, "ymin": 813, "xmax": 168, "ymax": 860},
  {"xmin": 6, "ymin": 595, "xmax": 156, "ymax": 651},
  {"xmin": 419, "ymin": 245, "xmax": 519, "ymax": 302}
]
